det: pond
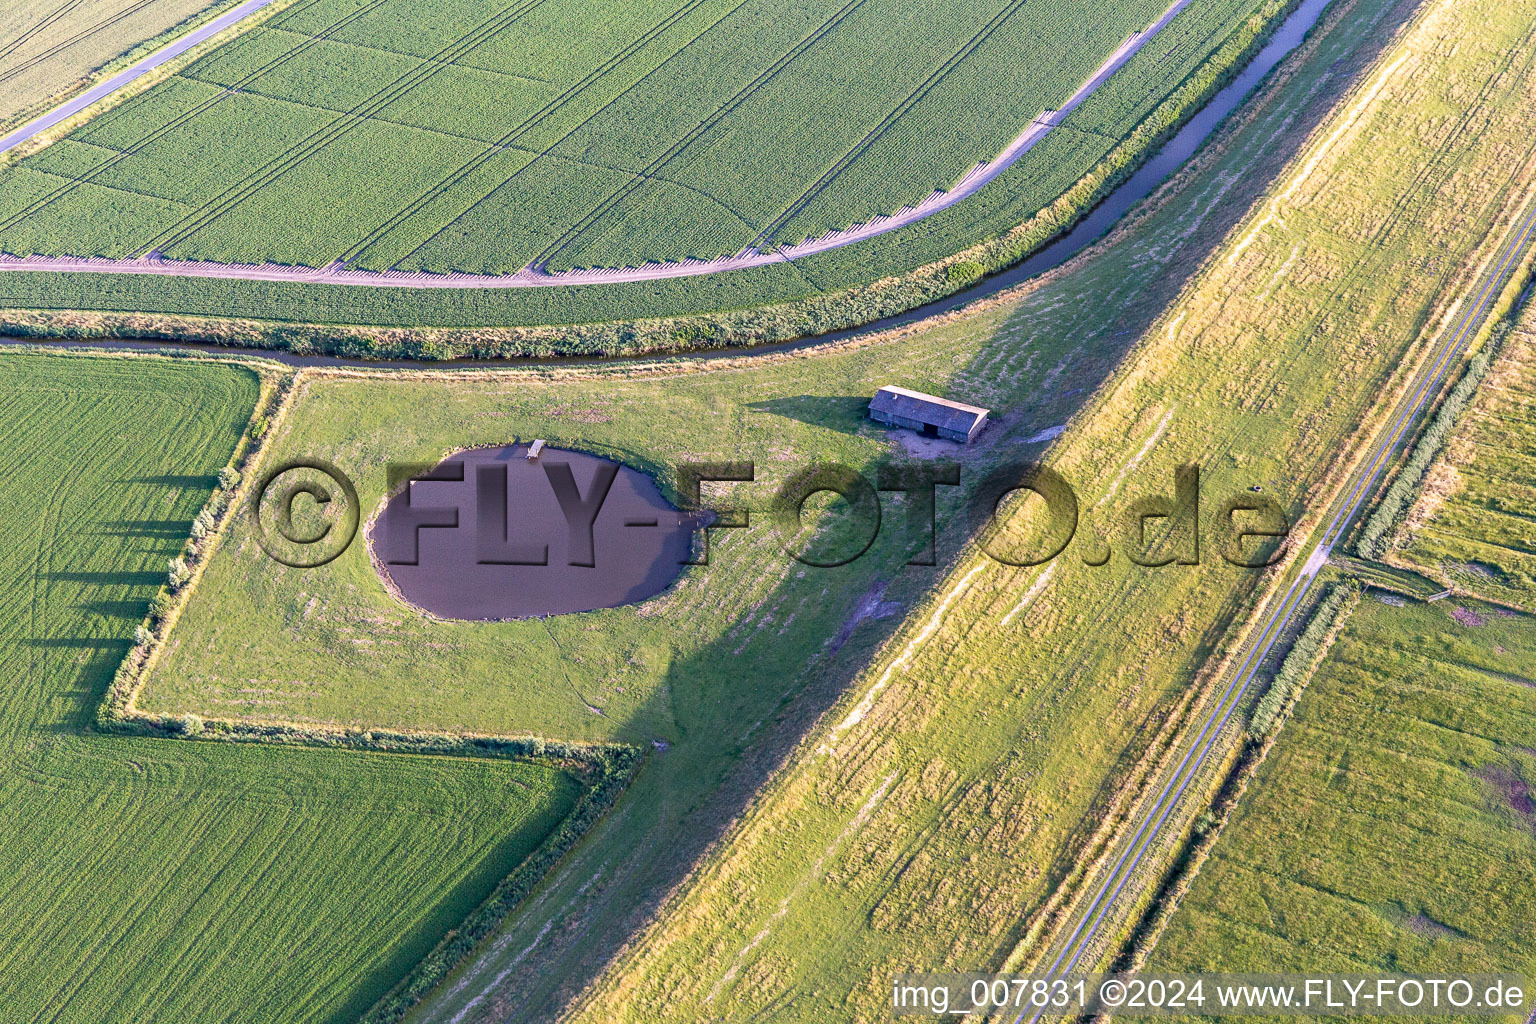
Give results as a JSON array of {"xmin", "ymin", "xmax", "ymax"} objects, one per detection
[{"xmin": 368, "ymin": 444, "xmax": 696, "ymax": 619}]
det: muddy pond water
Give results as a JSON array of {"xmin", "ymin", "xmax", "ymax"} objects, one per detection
[{"xmin": 368, "ymin": 445, "xmax": 696, "ymax": 619}]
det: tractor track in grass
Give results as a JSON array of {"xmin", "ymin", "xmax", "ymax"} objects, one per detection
[{"xmin": 0, "ymin": 0, "xmax": 1204, "ymax": 289}]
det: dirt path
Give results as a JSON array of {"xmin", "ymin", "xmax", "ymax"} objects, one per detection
[{"xmin": 0, "ymin": 0, "xmax": 1195, "ymax": 289}]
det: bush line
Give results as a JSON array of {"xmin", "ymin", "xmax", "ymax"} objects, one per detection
[
  {"xmin": 96, "ymin": 361, "xmax": 291, "ymax": 726},
  {"xmin": 1120, "ymin": 581, "xmax": 1361, "ymax": 971},
  {"xmin": 1355, "ymin": 262, "xmax": 1536, "ymax": 559},
  {"xmin": 1247, "ymin": 581, "xmax": 1359, "ymax": 739}
]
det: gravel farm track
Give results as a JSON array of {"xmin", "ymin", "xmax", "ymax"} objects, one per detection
[
  {"xmin": 0, "ymin": 0, "xmax": 1202, "ymax": 289},
  {"xmin": 0, "ymin": 0, "xmax": 284, "ymax": 153}
]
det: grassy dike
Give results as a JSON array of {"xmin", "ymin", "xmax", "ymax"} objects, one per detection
[
  {"xmin": 547, "ymin": 1, "xmax": 1536, "ymax": 1019},
  {"xmin": 1141, "ymin": 157, "xmax": 1536, "ymax": 1022},
  {"xmin": 118, "ymin": 0, "xmax": 1536, "ymax": 1018},
  {"xmin": 1113, "ymin": 580, "xmax": 1361, "ymax": 974}
]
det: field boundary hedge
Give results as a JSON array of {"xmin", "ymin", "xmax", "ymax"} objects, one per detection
[
  {"xmin": 0, "ymin": 0, "xmax": 1306, "ymax": 358},
  {"xmin": 65, "ymin": 346, "xmax": 643, "ymax": 1024},
  {"xmin": 1246, "ymin": 581, "xmax": 1360, "ymax": 738}
]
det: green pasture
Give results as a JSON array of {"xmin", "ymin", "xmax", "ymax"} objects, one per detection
[
  {"xmin": 0, "ymin": 351, "xmax": 581, "ymax": 1023},
  {"xmin": 1394, "ymin": 312, "xmax": 1536, "ymax": 610},
  {"xmin": 1150, "ymin": 596, "xmax": 1536, "ymax": 1014}
]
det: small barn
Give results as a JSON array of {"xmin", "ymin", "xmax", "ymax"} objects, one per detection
[{"xmin": 868, "ymin": 386, "xmax": 990, "ymax": 443}]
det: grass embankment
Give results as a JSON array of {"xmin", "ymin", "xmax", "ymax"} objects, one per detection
[
  {"xmin": 1139, "ymin": 198, "xmax": 1536, "ymax": 1007},
  {"xmin": 129, "ymin": 0, "xmax": 1536, "ymax": 1019},
  {"xmin": 550, "ymin": 1, "xmax": 1536, "ymax": 1019},
  {"xmin": 0, "ymin": 0, "xmax": 1294, "ymax": 346},
  {"xmin": 1389, "ymin": 301, "xmax": 1536, "ymax": 610},
  {"xmin": 0, "ymin": 350, "xmax": 586, "ymax": 1023},
  {"xmin": 1148, "ymin": 596, "xmax": 1536, "ymax": 1013}
]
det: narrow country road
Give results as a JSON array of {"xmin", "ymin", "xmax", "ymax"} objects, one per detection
[
  {"xmin": 1016, "ymin": 184, "xmax": 1536, "ymax": 1022},
  {"xmin": 0, "ymin": 0, "xmax": 282, "ymax": 158}
]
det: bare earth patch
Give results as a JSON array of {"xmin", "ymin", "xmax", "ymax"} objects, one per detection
[
  {"xmin": 1475, "ymin": 765, "xmax": 1536, "ymax": 822},
  {"xmin": 1450, "ymin": 605, "xmax": 1487, "ymax": 627}
]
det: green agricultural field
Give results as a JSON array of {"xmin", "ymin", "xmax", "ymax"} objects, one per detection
[
  {"xmin": 1148, "ymin": 596, "xmax": 1536, "ymax": 1006},
  {"xmin": 128, "ymin": 0, "xmax": 1536, "ymax": 1018},
  {"xmin": 0, "ymin": 0, "xmax": 1284, "ymax": 328},
  {"xmin": 0, "ymin": 350, "xmax": 584, "ymax": 1023},
  {"xmin": 1391, "ymin": 305, "xmax": 1536, "ymax": 610},
  {"xmin": 0, "ymin": 0, "xmax": 234, "ymax": 129}
]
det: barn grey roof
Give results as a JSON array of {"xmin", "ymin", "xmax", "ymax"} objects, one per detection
[{"xmin": 869, "ymin": 386, "xmax": 989, "ymax": 433}]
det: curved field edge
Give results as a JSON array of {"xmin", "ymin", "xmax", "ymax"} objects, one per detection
[
  {"xmin": 60, "ymin": 346, "xmax": 643, "ymax": 1024},
  {"xmin": 0, "ymin": 0, "xmax": 1201, "ymax": 284},
  {"xmin": 0, "ymin": 0, "xmax": 1302, "ymax": 357}
]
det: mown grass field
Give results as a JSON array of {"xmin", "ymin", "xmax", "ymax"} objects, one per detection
[
  {"xmin": 1149, "ymin": 595, "xmax": 1536, "ymax": 1010},
  {"xmin": 0, "ymin": 350, "xmax": 584, "ymax": 1023},
  {"xmin": 0, "ymin": 0, "xmax": 1270, "ymax": 278},
  {"xmin": 1391, "ymin": 304, "xmax": 1536, "ymax": 610},
  {"xmin": 129, "ymin": 0, "xmax": 1536, "ymax": 1018},
  {"xmin": 0, "ymin": 0, "xmax": 233, "ymax": 128}
]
